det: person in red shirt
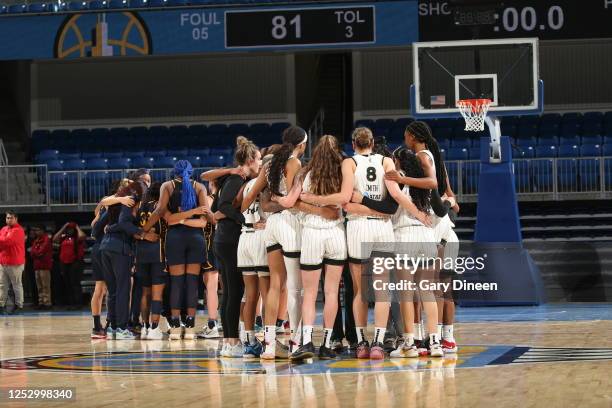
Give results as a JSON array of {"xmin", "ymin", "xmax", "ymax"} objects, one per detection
[
  {"xmin": 0, "ymin": 211, "xmax": 26, "ymax": 315},
  {"xmin": 30, "ymin": 225, "xmax": 54, "ymax": 309},
  {"xmin": 53, "ymin": 222, "xmax": 86, "ymax": 310}
]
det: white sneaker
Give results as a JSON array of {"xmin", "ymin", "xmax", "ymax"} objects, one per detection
[
  {"xmin": 220, "ymin": 343, "xmax": 229, "ymax": 357},
  {"xmin": 198, "ymin": 326, "xmax": 220, "ymax": 339},
  {"xmin": 140, "ymin": 328, "xmax": 148, "ymax": 340},
  {"xmin": 184, "ymin": 327, "xmax": 196, "ymax": 340},
  {"xmin": 115, "ymin": 328, "xmax": 136, "ymax": 340},
  {"xmin": 390, "ymin": 340, "xmax": 419, "ymax": 358},
  {"xmin": 429, "ymin": 342, "xmax": 444, "ymax": 357},
  {"xmin": 276, "ymin": 324, "xmax": 285, "ymax": 334},
  {"xmin": 169, "ymin": 326, "xmax": 183, "ymax": 340},
  {"xmin": 226, "ymin": 343, "xmax": 244, "ymax": 358},
  {"xmin": 147, "ymin": 326, "xmax": 163, "ymax": 340}
]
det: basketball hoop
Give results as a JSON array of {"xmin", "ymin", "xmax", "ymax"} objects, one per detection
[{"xmin": 457, "ymin": 98, "xmax": 491, "ymax": 132}]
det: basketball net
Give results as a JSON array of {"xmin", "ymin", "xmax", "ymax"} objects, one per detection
[{"xmin": 457, "ymin": 99, "xmax": 491, "ymax": 132}]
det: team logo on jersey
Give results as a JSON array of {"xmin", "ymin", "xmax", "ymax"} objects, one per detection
[{"xmin": 2, "ymin": 346, "xmax": 611, "ymax": 375}]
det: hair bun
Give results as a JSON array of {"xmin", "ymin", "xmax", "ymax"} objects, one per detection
[{"xmin": 236, "ymin": 135, "xmax": 248, "ymax": 147}]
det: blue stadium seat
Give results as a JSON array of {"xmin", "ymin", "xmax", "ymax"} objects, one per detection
[
  {"xmin": 434, "ymin": 127, "xmax": 453, "ymax": 139},
  {"xmin": 167, "ymin": 0, "xmax": 187, "ymax": 5},
  {"xmin": 46, "ymin": 160, "xmax": 64, "ymax": 171},
  {"xmin": 225, "ymin": 123, "xmax": 248, "ymax": 136},
  {"xmin": 531, "ymin": 160, "xmax": 553, "ymax": 192},
  {"xmin": 387, "ymin": 126, "xmax": 404, "ymax": 143},
  {"xmin": 500, "ymin": 123, "xmax": 516, "ymax": 138},
  {"xmin": 154, "ymin": 157, "xmax": 176, "ymax": 168},
  {"xmin": 355, "ymin": 119, "xmax": 374, "ymax": 129},
  {"xmin": 63, "ymin": 159, "xmax": 86, "ymax": 170},
  {"xmin": 132, "ymin": 157, "xmax": 155, "ymax": 168},
  {"xmin": 517, "ymin": 136, "xmax": 537, "ymax": 148},
  {"xmin": 188, "ymin": 125, "xmax": 207, "ymax": 138},
  {"xmin": 535, "ymin": 145, "xmax": 557, "ymax": 158},
  {"xmin": 130, "ymin": 0, "xmax": 148, "ymax": 7},
  {"xmin": 581, "ymin": 135, "xmax": 603, "ymax": 145},
  {"xmin": 108, "ymin": 158, "xmax": 131, "ymax": 169},
  {"xmin": 8, "ymin": 4, "xmax": 27, "ymax": 13},
  {"xmin": 561, "ymin": 123, "xmax": 581, "ymax": 137},
  {"xmin": 28, "ymin": 3, "xmax": 49, "ymax": 12},
  {"xmin": 446, "ymin": 148, "xmax": 468, "ymax": 161},
  {"xmin": 201, "ymin": 155, "xmax": 227, "ymax": 167},
  {"xmin": 167, "ymin": 149, "xmax": 188, "ymax": 157},
  {"xmin": 537, "ymin": 135, "xmax": 559, "ymax": 146},
  {"xmin": 579, "ymin": 158, "xmax": 600, "ymax": 191},
  {"xmin": 516, "ymin": 146, "xmax": 535, "ymax": 158},
  {"xmin": 270, "ymin": 122, "xmax": 291, "ymax": 133},
  {"xmin": 58, "ymin": 152, "xmax": 81, "ymax": 160},
  {"xmin": 88, "ymin": 0, "xmax": 108, "ymax": 9},
  {"xmin": 604, "ymin": 144, "xmax": 612, "ymax": 156},
  {"xmin": 451, "ymin": 136, "xmax": 471, "ymax": 148},
  {"xmin": 125, "ymin": 151, "xmax": 145, "ymax": 159},
  {"xmin": 184, "ymin": 156, "xmax": 202, "ymax": 167},
  {"xmin": 189, "ymin": 148, "xmax": 210, "ymax": 157},
  {"xmin": 169, "ymin": 125, "xmax": 189, "ymax": 139},
  {"xmin": 540, "ymin": 113, "xmax": 561, "ymax": 125},
  {"xmin": 561, "ymin": 112, "xmax": 582, "ymax": 124},
  {"xmin": 0, "ymin": 4, "xmax": 7, "ymax": 13},
  {"xmin": 68, "ymin": 1, "xmax": 88, "ymax": 10},
  {"xmin": 104, "ymin": 151, "xmax": 124, "ymax": 159},
  {"xmin": 37, "ymin": 149, "xmax": 59, "ymax": 162},
  {"xmin": 438, "ymin": 148, "xmax": 447, "ymax": 161},
  {"xmin": 583, "ymin": 111, "xmax": 603, "ymax": 124},
  {"xmin": 109, "ymin": 0, "xmax": 128, "ymax": 7},
  {"xmin": 517, "ymin": 124, "xmax": 538, "ymax": 138},
  {"xmin": 518, "ymin": 115, "xmax": 539, "ymax": 126},
  {"xmin": 210, "ymin": 147, "xmax": 232, "ymax": 156},
  {"xmin": 208, "ymin": 124, "xmax": 228, "ymax": 134},
  {"xmin": 559, "ymin": 135, "xmax": 580, "ymax": 146},
  {"xmin": 558, "ymin": 144, "xmax": 579, "ymax": 158},
  {"xmin": 580, "ymin": 144, "xmax": 601, "ymax": 157},
  {"xmin": 538, "ymin": 123, "xmax": 559, "ymax": 137},
  {"xmin": 81, "ymin": 152, "xmax": 103, "ymax": 159},
  {"xmin": 146, "ymin": 150, "xmax": 167, "ymax": 158},
  {"xmin": 437, "ymin": 138, "xmax": 450, "ymax": 150},
  {"xmin": 468, "ymin": 147, "xmax": 480, "ymax": 160},
  {"xmin": 582, "ymin": 122, "xmax": 602, "ymax": 137},
  {"xmin": 86, "ymin": 158, "xmax": 109, "ymax": 170},
  {"xmin": 374, "ymin": 119, "xmax": 395, "ymax": 130}
]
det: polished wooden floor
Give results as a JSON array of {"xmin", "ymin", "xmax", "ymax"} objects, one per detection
[{"xmin": 1, "ymin": 308, "xmax": 612, "ymax": 408}]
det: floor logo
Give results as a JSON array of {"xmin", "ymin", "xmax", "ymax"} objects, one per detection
[{"xmin": 2, "ymin": 346, "xmax": 611, "ymax": 375}]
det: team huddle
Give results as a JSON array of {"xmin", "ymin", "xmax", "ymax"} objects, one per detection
[{"xmin": 89, "ymin": 121, "xmax": 460, "ymax": 362}]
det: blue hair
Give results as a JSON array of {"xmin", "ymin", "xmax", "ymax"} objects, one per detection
[{"xmin": 174, "ymin": 160, "xmax": 196, "ymax": 212}]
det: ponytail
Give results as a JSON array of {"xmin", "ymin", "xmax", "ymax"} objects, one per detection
[{"xmin": 406, "ymin": 121, "xmax": 447, "ymax": 195}]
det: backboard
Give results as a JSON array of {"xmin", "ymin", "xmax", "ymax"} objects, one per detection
[{"xmin": 411, "ymin": 38, "xmax": 542, "ymax": 119}]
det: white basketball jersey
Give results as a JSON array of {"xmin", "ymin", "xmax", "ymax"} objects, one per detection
[
  {"xmin": 392, "ymin": 184, "xmax": 424, "ymax": 229},
  {"xmin": 300, "ymin": 171, "xmax": 342, "ymax": 229},
  {"xmin": 242, "ymin": 179, "xmax": 263, "ymax": 232}
]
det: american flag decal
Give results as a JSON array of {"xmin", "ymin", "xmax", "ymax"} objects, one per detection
[{"xmin": 430, "ymin": 95, "xmax": 446, "ymax": 106}]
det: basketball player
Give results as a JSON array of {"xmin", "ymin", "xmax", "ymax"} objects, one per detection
[
  {"xmin": 142, "ymin": 160, "xmax": 210, "ymax": 340},
  {"xmin": 135, "ymin": 182, "xmax": 166, "ymax": 340},
  {"xmin": 299, "ymin": 127, "xmax": 397, "ymax": 360},
  {"xmin": 388, "ymin": 147, "xmax": 443, "ymax": 358},
  {"xmin": 90, "ymin": 179, "xmax": 134, "ymax": 339},
  {"xmin": 274, "ymin": 136, "xmax": 346, "ymax": 361},
  {"xmin": 214, "ymin": 136, "xmax": 261, "ymax": 358}
]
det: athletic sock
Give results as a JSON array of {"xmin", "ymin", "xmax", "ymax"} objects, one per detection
[
  {"xmin": 402, "ymin": 333, "xmax": 415, "ymax": 346},
  {"xmin": 276, "ymin": 319, "xmax": 284, "ymax": 328},
  {"xmin": 302, "ymin": 325, "xmax": 313, "ymax": 345},
  {"xmin": 239, "ymin": 321, "xmax": 246, "ymax": 343},
  {"xmin": 93, "ymin": 315, "xmax": 101, "ymax": 330},
  {"xmin": 415, "ymin": 323, "xmax": 424, "ymax": 341},
  {"xmin": 442, "ymin": 325, "xmax": 454, "ymax": 341},
  {"xmin": 255, "ymin": 315, "xmax": 263, "ymax": 327},
  {"xmin": 151, "ymin": 322, "xmax": 159, "ymax": 330},
  {"xmin": 429, "ymin": 332, "xmax": 440, "ymax": 345},
  {"xmin": 437, "ymin": 324, "xmax": 443, "ymax": 340},
  {"xmin": 323, "ymin": 328, "xmax": 333, "ymax": 348},
  {"xmin": 264, "ymin": 325, "xmax": 276, "ymax": 350},
  {"xmin": 208, "ymin": 319, "xmax": 217, "ymax": 329},
  {"xmin": 185, "ymin": 316, "xmax": 195, "ymax": 328},
  {"xmin": 356, "ymin": 327, "xmax": 366, "ymax": 343},
  {"xmin": 373, "ymin": 327, "xmax": 386, "ymax": 344},
  {"xmin": 246, "ymin": 330, "xmax": 256, "ymax": 345},
  {"xmin": 170, "ymin": 317, "xmax": 181, "ymax": 328}
]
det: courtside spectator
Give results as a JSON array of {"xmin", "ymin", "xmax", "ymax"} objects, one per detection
[
  {"xmin": 53, "ymin": 222, "xmax": 86, "ymax": 309},
  {"xmin": 0, "ymin": 211, "xmax": 26, "ymax": 315},
  {"xmin": 30, "ymin": 226, "xmax": 54, "ymax": 309}
]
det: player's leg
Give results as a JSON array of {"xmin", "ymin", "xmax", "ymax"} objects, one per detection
[{"xmin": 261, "ymin": 248, "xmax": 288, "ymax": 359}]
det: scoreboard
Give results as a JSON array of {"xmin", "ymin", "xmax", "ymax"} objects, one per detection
[
  {"xmin": 0, "ymin": 1, "xmax": 416, "ymax": 61},
  {"xmin": 419, "ymin": 0, "xmax": 612, "ymax": 41}
]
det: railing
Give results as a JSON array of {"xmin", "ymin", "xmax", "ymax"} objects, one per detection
[
  {"xmin": 0, "ymin": 139, "xmax": 8, "ymax": 166},
  {"xmin": 1, "ymin": 157, "xmax": 611, "ymax": 210},
  {"xmin": 307, "ymin": 108, "xmax": 325, "ymax": 158}
]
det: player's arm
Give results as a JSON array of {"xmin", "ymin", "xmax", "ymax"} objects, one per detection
[
  {"xmin": 143, "ymin": 182, "xmax": 170, "ymax": 231},
  {"xmin": 385, "ymin": 152, "xmax": 438, "ymax": 190},
  {"xmin": 343, "ymin": 202, "xmax": 387, "ymax": 218},
  {"xmin": 351, "ymin": 190, "xmax": 399, "ymax": 215},
  {"xmin": 200, "ymin": 167, "xmax": 247, "ymax": 182},
  {"xmin": 99, "ymin": 195, "xmax": 135, "ymax": 208},
  {"xmin": 299, "ymin": 159, "xmax": 354, "ymax": 206},
  {"xmin": 241, "ymin": 170, "xmax": 267, "ymax": 212},
  {"xmin": 294, "ymin": 201, "xmax": 341, "ymax": 220},
  {"xmin": 260, "ymin": 189, "xmax": 285, "ymax": 214},
  {"xmin": 443, "ymin": 168, "xmax": 460, "ymax": 213},
  {"xmin": 274, "ymin": 174, "xmax": 303, "ymax": 208},
  {"xmin": 383, "ymin": 158, "xmax": 432, "ymax": 227}
]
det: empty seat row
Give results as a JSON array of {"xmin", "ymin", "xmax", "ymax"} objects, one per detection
[
  {"xmin": 43, "ymin": 155, "xmax": 232, "ymax": 171},
  {"xmin": 36, "ymin": 148, "xmax": 233, "ymax": 162}
]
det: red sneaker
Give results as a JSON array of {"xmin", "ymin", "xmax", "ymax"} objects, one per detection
[
  {"xmin": 355, "ymin": 341, "xmax": 370, "ymax": 359},
  {"xmin": 442, "ymin": 339, "xmax": 458, "ymax": 353}
]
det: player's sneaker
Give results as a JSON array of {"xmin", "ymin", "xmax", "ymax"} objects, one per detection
[
  {"xmin": 226, "ymin": 343, "xmax": 244, "ymax": 358},
  {"xmin": 442, "ymin": 339, "xmax": 458, "ymax": 353},
  {"xmin": 261, "ymin": 340, "xmax": 289, "ymax": 360},
  {"xmin": 219, "ymin": 343, "xmax": 229, "ymax": 357},
  {"xmin": 276, "ymin": 324, "xmax": 285, "ymax": 334},
  {"xmin": 369, "ymin": 342, "xmax": 385, "ymax": 360},
  {"xmin": 331, "ymin": 339, "xmax": 344, "ymax": 352},
  {"xmin": 106, "ymin": 327, "xmax": 116, "ymax": 340},
  {"xmin": 318, "ymin": 345, "xmax": 336, "ymax": 360},
  {"xmin": 140, "ymin": 328, "xmax": 148, "ymax": 340},
  {"xmin": 429, "ymin": 340, "xmax": 444, "ymax": 357},
  {"xmin": 383, "ymin": 336, "xmax": 397, "ymax": 353},
  {"xmin": 415, "ymin": 339, "xmax": 429, "ymax": 356},
  {"xmin": 91, "ymin": 328, "xmax": 107, "ymax": 339},
  {"xmin": 390, "ymin": 339, "xmax": 419, "ymax": 358},
  {"xmin": 197, "ymin": 325, "xmax": 220, "ymax": 339},
  {"xmin": 355, "ymin": 340, "xmax": 370, "ymax": 359},
  {"xmin": 147, "ymin": 326, "xmax": 163, "ymax": 340},
  {"xmin": 184, "ymin": 327, "xmax": 196, "ymax": 340},
  {"xmin": 289, "ymin": 339, "xmax": 300, "ymax": 354},
  {"xmin": 290, "ymin": 342, "xmax": 315, "ymax": 361},
  {"xmin": 243, "ymin": 339, "xmax": 264, "ymax": 359},
  {"xmin": 169, "ymin": 326, "xmax": 183, "ymax": 340},
  {"xmin": 115, "ymin": 328, "xmax": 136, "ymax": 340}
]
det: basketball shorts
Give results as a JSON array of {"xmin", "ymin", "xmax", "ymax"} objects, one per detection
[
  {"xmin": 165, "ymin": 225, "xmax": 207, "ymax": 267},
  {"xmin": 300, "ymin": 224, "xmax": 347, "ymax": 270},
  {"xmin": 394, "ymin": 225, "xmax": 438, "ymax": 260},
  {"xmin": 432, "ymin": 214, "xmax": 455, "ymax": 244},
  {"xmin": 346, "ymin": 217, "xmax": 395, "ymax": 263},
  {"xmin": 265, "ymin": 210, "xmax": 302, "ymax": 257},
  {"xmin": 238, "ymin": 229, "xmax": 269, "ymax": 277},
  {"xmin": 136, "ymin": 262, "xmax": 166, "ymax": 287}
]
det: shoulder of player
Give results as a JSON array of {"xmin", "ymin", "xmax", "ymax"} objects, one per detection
[
  {"xmin": 342, "ymin": 157, "xmax": 357, "ymax": 169},
  {"xmin": 382, "ymin": 156, "xmax": 395, "ymax": 170}
]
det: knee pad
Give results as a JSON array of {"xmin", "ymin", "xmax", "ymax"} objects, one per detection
[{"xmin": 170, "ymin": 275, "xmax": 185, "ymax": 309}]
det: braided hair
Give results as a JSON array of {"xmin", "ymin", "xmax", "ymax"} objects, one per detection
[
  {"xmin": 268, "ymin": 126, "xmax": 307, "ymax": 196},
  {"xmin": 393, "ymin": 147, "xmax": 431, "ymax": 213},
  {"xmin": 405, "ymin": 121, "xmax": 447, "ymax": 195},
  {"xmin": 373, "ymin": 136, "xmax": 393, "ymax": 158}
]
